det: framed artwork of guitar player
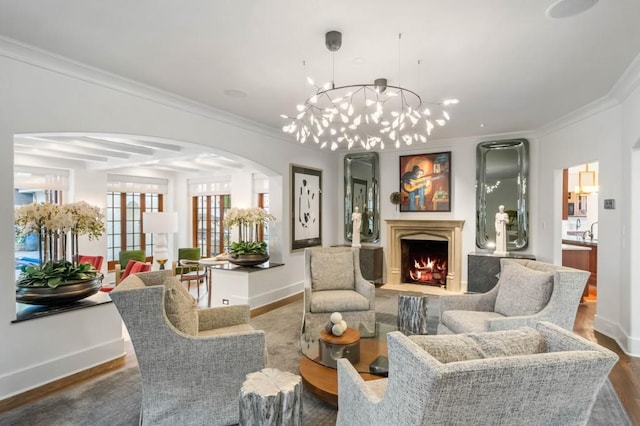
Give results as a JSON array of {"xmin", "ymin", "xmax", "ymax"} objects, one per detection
[{"xmin": 399, "ymin": 152, "xmax": 451, "ymax": 212}]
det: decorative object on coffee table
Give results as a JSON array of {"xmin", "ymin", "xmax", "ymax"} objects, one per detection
[
  {"xmin": 325, "ymin": 312, "xmax": 348, "ymax": 336},
  {"xmin": 239, "ymin": 368, "xmax": 302, "ymax": 426},
  {"xmin": 319, "ymin": 327, "xmax": 360, "ymax": 369}
]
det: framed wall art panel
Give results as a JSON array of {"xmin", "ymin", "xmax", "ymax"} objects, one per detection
[
  {"xmin": 290, "ymin": 164, "xmax": 322, "ymax": 251},
  {"xmin": 399, "ymin": 152, "xmax": 451, "ymax": 212}
]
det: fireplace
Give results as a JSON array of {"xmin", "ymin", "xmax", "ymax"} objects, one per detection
[
  {"xmin": 386, "ymin": 219, "xmax": 465, "ymax": 292},
  {"xmin": 401, "ymin": 238, "xmax": 448, "ymax": 286}
]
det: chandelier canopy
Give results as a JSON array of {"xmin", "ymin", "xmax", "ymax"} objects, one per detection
[{"xmin": 281, "ymin": 31, "xmax": 459, "ymax": 151}]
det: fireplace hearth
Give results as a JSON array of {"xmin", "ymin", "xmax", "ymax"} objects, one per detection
[{"xmin": 386, "ymin": 219, "xmax": 465, "ymax": 292}]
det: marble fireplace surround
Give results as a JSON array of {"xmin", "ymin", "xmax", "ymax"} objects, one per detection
[{"xmin": 385, "ymin": 219, "xmax": 465, "ymax": 293}]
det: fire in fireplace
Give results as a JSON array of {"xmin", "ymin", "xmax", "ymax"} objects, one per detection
[{"xmin": 401, "ymin": 239, "xmax": 448, "ymax": 286}]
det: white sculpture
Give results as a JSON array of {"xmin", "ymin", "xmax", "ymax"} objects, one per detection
[
  {"xmin": 351, "ymin": 206, "xmax": 362, "ymax": 248},
  {"xmin": 494, "ymin": 205, "xmax": 509, "ymax": 255}
]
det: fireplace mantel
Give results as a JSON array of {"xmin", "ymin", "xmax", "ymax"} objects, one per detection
[{"xmin": 385, "ymin": 219, "xmax": 465, "ymax": 292}]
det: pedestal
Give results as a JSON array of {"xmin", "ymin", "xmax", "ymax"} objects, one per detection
[
  {"xmin": 318, "ymin": 328, "xmax": 361, "ymax": 368},
  {"xmin": 467, "ymin": 252, "xmax": 536, "ymax": 293},
  {"xmin": 359, "ymin": 245, "xmax": 383, "ymax": 283},
  {"xmin": 239, "ymin": 368, "xmax": 302, "ymax": 426}
]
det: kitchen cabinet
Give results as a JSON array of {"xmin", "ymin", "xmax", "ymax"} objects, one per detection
[{"xmin": 562, "ymin": 239, "xmax": 597, "ymax": 300}]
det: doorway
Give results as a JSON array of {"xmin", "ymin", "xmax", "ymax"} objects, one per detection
[{"xmin": 561, "ymin": 162, "xmax": 598, "ymax": 301}]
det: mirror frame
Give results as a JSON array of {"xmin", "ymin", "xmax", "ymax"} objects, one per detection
[
  {"xmin": 344, "ymin": 152, "xmax": 380, "ymax": 243},
  {"xmin": 476, "ymin": 139, "xmax": 529, "ymax": 251}
]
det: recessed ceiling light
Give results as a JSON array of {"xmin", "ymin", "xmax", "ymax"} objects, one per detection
[
  {"xmin": 480, "ymin": 123, "xmax": 485, "ymax": 127},
  {"xmin": 546, "ymin": 0, "xmax": 598, "ymax": 19},
  {"xmin": 352, "ymin": 57, "xmax": 365, "ymax": 65},
  {"xmin": 223, "ymin": 89, "xmax": 248, "ymax": 98}
]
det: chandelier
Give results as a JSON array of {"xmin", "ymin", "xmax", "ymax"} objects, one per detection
[{"xmin": 281, "ymin": 31, "xmax": 459, "ymax": 151}]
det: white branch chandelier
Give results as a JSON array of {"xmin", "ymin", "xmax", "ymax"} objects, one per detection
[{"xmin": 281, "ymin": 31, "xmax": 459, "ymax": 151}]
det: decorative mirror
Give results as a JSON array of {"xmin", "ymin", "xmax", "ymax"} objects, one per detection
[
  {"xmin": 344, "ymin": 152, "xmax": 380, "ymax": 243},
  {"xmin": 476, "ymin": 139, "xmax": 529, "ymax": 251}
]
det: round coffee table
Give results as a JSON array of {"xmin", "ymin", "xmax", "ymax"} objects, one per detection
[{"xmin": 298, "ymin": 321, "xmax": 396, "ymax": 406}]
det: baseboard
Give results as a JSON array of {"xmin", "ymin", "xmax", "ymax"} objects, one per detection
[
  {"xmin": 0, "ymin": 352, "xmax": 125, "ymax": 413},
  {"xmin": 250, "ymin": 292, "xmax": 302, "ymax": 318},
  {"xmin": 594, "ymin": 314, "xmax": 639, "ymax": 357}
]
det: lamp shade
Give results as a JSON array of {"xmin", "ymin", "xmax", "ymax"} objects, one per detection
[{"xmin": 143, "ymin": 212, "xmax": 178, "ymax": 234}]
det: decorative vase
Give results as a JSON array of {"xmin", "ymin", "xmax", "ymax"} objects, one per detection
[
  {"xmin": 16, "ymin": 276, "xmax": 103, "ymax": 306},
  {"xmin": 228, "ymin": 253, "xmax": 270, "ymax": 267}
]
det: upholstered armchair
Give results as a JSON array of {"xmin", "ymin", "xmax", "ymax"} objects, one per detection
[
  {"xmin": 337, "ymin": 322, "xmax": 618, "ymax": 425},
  {"xmin": 114, "ymin": 249, "xmax": 147, "ymax": 284},
  {"xmin": 303, "ymin": 247, "xmax": 375, "ymax": 337},
  {"xmin": 110, "ymin": 270, "xmax": 267, "ymax": 425},
  {"xmin": 437, "ymin": 258, "xmax": 589, "ymax": 334}
]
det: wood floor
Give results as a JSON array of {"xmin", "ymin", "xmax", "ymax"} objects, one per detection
[
  {"xmin": 574, "ymin": 300, "xmax": 640, "ymax": 425},
  {"xmin": 2, "ymin": 296, "xmax": 639, "ymax": 424}
]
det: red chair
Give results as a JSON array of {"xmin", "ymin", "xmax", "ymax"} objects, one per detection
[
  {"xmin": 78, "ymin": 255, "xmax": 104, "ymax": 271},
  {"xmin": 101, "ymin": 260, "xmax": 151, "ymax": 293}
]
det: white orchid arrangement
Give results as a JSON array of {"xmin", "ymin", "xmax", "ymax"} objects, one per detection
[
  {"xmin": 225, "ymin": 207, "xmax": 276, "ymax": 256},
  {"xmin": 15, "ymin": 201, "xmax": 106, "ymax": 265}
]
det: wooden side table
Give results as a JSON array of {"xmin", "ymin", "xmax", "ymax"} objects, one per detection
[{"xmin": 239, "ymin": 368, "xmax": 302, "ymax": 426}]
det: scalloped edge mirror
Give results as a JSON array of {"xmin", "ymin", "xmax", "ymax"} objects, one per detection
[
  {"xmin": 344, "ymin": 152, "xmax": 380, "ymax": 243},
  {"xmin": 476, "ymin": 139, "xmax": 529, "ymax": 251}
]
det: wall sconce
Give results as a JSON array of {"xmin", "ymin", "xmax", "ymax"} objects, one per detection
[{"xmin": 143, "ymin": 212, "xmax": 178, "ymax": 269}]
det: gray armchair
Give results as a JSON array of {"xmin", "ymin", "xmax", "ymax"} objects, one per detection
[
  {"xmin": 337, "ymin": 322, "xmax": 618, "ymax": 425},
  {"xmin": 110, "ymin": 270, "xmax": 266, "ymax": 426},
  {"xmin": 438, "ymin": 258, "xmax": 589, "ymax": 334},
  {"xmin": 303, "ymin": 247, "xmax": 376, "ymax": 337}
]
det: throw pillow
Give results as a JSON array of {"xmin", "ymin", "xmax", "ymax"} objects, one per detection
[
  {"xmin": 408, "ymin": 334, "xmax": 487, "ymax": 363},
  {"xmin": 494, "ymin": 262, "xmax": 553, "ymax": 317},
  {"xmin": 311, "ymin": 251, "xmax": 355, "ymax": 291},
  {"xmin": 468, "ymin": 327, "xmax": 547, "ymax": 358},
  {"xmin": 163, "ymin": 277, "xmax": 198, "ymax": 336}
]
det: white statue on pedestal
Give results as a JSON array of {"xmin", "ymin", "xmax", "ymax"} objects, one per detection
[
  {"xmin": 494, "ymin": 205, "xmax": 509, "ymax": 255},
  {"xmin": 351, "ymin": 206, "xmax": 362, "ymax": 248}
]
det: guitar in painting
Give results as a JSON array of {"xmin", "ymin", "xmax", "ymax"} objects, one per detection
[{"xmin": 402, "ymin": 173, "xmax": 444, "ymax": 193}]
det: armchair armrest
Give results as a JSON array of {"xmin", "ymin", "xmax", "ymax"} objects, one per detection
[
  {"xmin": 198, "ymin": 304, "xmax": 251, "ymax": 331},
  {"xmin": 439, "ymin": 291, "xmax": 497, "ymax": 313},
  {"xmin": 354, "ymin": 275, "xmax": 375, "ymax": 308}
]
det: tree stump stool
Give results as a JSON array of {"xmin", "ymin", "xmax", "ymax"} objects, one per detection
[
  {"xmin": 397, "ymin": 293, "xmax": 429, "ymax": 335},
  {"xmin": 239, "ymin": 368, "xmax": 302, "ymax": 426}
]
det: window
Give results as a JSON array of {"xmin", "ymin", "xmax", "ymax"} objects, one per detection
[
  {"xmin": 193, "ymin": 194, "xmax": 230, "ymax": 257},
  {"xmin": 258, "ymin": 192, "xmax": 270, "ymax": 243},
  {"xmin": 106, "ymin": 192, "xmax": 163, "ymax": 269}
]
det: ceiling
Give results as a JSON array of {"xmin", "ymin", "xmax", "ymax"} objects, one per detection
[
  {"xmin": 2, "ymin": 0, "xmax": 640, "ymax": 161},
  {"xmin": 13, "ymin": 133, "xmax": 244, "ymax": 175}
]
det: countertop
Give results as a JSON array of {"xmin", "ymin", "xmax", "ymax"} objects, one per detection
[{"xmin": 562, "ymin": 236, "xmax": 598, "ymax": 247}]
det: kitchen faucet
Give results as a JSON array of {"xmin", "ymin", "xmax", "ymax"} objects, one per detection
[
  {"xmin": 583, "ymin": 221, "xmax": 598, "ymax": 241},
  {"xmin": 576, "ymin": 218, "xmax": 581, "ymax": 230}
]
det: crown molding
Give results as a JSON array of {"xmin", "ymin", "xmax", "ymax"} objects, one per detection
[
  {"xmin": 610, "ymin": 51, "xmax": 640, "ymax": 103},
  {"xmin": 536, "ymin": 95, "xmax": 619, "ymax": 138},
  {"xmin": 538, "ymin": 52, "xmax": 640, "ymax": 138},
  {"xmin": 0, "ymin": 35, "xmax": 295, "ymax": 146}
]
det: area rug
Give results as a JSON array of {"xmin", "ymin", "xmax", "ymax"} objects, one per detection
[{"xmin": 0, "ymin": 289, "xmax": 630, "ymax": 425}]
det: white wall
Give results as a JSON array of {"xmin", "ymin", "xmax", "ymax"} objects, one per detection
[
  {"xmin": 0, "ymin": 43, "xmax": 337, "ymax": 399},
  {"xmin": 537, "ymin": 78, "xmax": 640, "ymax": 355}
]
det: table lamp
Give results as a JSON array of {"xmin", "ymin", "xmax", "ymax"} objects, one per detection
[{"xmin": 143, "ymin": 212, "xmax": 178, "ymax": 269}]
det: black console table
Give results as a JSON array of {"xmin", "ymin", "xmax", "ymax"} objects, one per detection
[{"xmin": 467, "ymin": 252, "xmax": 536, "ymax": 293}]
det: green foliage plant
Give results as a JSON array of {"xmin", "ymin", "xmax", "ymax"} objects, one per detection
[{"xmin": 16, "ymin": 260, "xmax": 100, "ymax": 288}]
